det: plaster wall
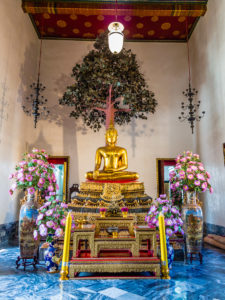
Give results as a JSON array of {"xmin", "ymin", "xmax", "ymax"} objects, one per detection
[
  {"xmin": 190, "ymin": 0, "xmax": 225, "ymax": 227},
  {"xmin": 25, "ymin": 40, "xmax": 194, "ymax": 198},
  {"xmin": 0, "ymin": 0, "xmax": 39, "ymax": 224}
]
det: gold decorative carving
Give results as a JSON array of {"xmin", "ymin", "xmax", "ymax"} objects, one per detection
[
  {"xmin": 69, "ymin": 261, "xmax": 160, "ymax": 278},
  {"xmin": 101, "ymin": 183, "xmax": 123, "ymax": 201}
]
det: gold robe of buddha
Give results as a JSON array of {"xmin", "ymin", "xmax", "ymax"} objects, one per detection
[{"xmin": 85, "ymin": 125, "xmax": 139, "ymax": 181}]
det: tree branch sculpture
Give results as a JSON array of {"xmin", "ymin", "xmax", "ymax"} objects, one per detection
[{"xmin": 59, "ymin": 32, "xmax": 157, "ymax": 131}]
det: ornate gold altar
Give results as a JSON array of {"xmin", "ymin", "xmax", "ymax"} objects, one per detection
[
  {"xmin": 69, "ymin": 124, "xmax": 152, "ymax": 225},
  {"xmin": 69, "ymin": 215, "xmax": 161, "ymax": 278}
]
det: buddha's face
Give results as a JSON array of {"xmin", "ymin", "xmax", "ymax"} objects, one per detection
[{"xmin": 105, "ymin": 128, "xmax": 118, "ymax": 145}]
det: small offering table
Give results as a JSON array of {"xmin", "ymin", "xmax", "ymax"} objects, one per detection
[{"xmin": 69, "ymin": 216, "xmax": 161, "ymax": 278}]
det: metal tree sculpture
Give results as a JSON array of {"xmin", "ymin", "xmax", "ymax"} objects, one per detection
[{"xmin": 59, "ymin": 32, "xmax": 157, "ymax": 132}]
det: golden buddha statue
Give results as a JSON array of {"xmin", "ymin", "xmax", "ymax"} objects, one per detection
[{"xmin": 85, "ymin": 125, "xmax": 139, "ymax": 181}]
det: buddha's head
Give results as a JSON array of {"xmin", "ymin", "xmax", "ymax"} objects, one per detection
[{"xmin": 105, "ymin": 125, "xmax": 118, "ymax": 145}]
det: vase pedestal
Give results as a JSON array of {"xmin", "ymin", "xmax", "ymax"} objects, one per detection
[{"xmin": 182, "ymin": 191, "xmax": 203, "ymax": 264}]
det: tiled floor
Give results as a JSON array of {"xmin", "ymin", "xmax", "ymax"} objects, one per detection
[{"xmin": 0, "ymin": 246, "xmax": 225, "ymax": 299}]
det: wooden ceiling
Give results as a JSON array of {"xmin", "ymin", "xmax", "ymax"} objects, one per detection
[{"xmin": 22, "ymin": 0, "xmax": 208, "ymax": 42}]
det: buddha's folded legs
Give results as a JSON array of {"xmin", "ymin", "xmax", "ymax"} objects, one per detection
[{"xmin": 85, "ymin": 171, "xmax": 139, "ymax": 181}]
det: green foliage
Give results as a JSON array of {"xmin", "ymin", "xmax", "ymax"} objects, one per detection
[{"xmin": 59, "ymin": 32, "xmax": 157, "ymax": 131}]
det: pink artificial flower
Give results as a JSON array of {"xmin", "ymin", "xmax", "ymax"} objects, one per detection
[
  {"xmin": 191, "ymin": 166, "xmax": 198, "ymax": 171},
  {"xmin": 166, "ymin": 219, "xmax": 173, "ymax": 226},
  {"xmin": 194, "ymin": 180, "xmax": 200, "ymax": 186},
  {"xmin": 45, "ymin": 209, "xmax": 54, "ymax": 216},
  {"xmin": 175, "ymin": 164, "xmax": 182, "ymax": 170},
  {"xmin": 197, "ymin": 174, "xmax": 205, "ymax": 181},
  {"xmin": 183, "ymin": 185, "xmax": 189, "ymax": 191},
  {"xmin": 206, "ymin": 172, "xmax": 211, "ymax": 179},
  {"xmin": 46, "ymin": 221, "xmax": 55, "ymax": 228},
  {"xmin": 170, "ymin": 184, "xmax": 176, "ymax": 191},
  {"xmin": 48, "ymin": 185, "xmax": 54, "ymax": 192},
  {"xmin": 49, "ymin": 192, "xmax": 56, "ymax": 196},
  {"xmin": 151, "ymin": 217, "xmax": 157, "ymax": 225},
  {"xmin": 55, "ymin": 228, "xmax": 63, "ymax": 237},
  {"xmin": 37, "ymin": 160, "xmax": 44, "ymax": 166},
  {"xmin": 32, "ymin": 159, "xmax": 37, "ymax": 163},
  {"xmin": 17, "ymin": 172, "xmax": 24, "ymax": 180},
  {"xmin": 45, "ymin": 196, "xmax": 51, "ymax": 200},
  {"xmin": 9, "ymin": 174, "xmax": 14, "ymax": 179},
  {"xmin": 39, "ymin": 224, "xmax": 47, "ymax": 237},
  {"xmin": 171, "ymin": 207, "xmax": 178, "ymax": 214},
  {"xmin": 193, "ymin": 154, "xmax": 200, "ymax": 159},
  {"xmin": 198, "ymin": 166, "xmax": 205, "ymax": 171},
  {"xmin": 56, "ymin": 184, "xmax": 59, "ymax": 190},
  {"xmin": 150, "ymin": 205, "xmax": 157, "ymax": 213},
  {"xmin": 174, "ymin": 225, "xmax": 179, "ymax": 233},
  {"xmin": 180, "ymin": 158, "xmax": 187, "ymax": 163},
  {"xmin": 187, "ymin": 174, "xmax": 194, "ymax": 180},
  {"xmin": 19, "ymin": 161, "xmax": 27, "ymax": 167},
  {"xmin": 37, "ymin": 213, "xmax": 44, "ymax": 222},
  {"xmin": 32, "ymin": 148, "xmax": 39, "ymax": 153},
  {"xmin": 209, "ymin": 187, "xmax": 213, "ymax": 193},
  {"xmin": 28, "ymin": 167, "xmax": 36, "ymax": 172},
  {"xmin": 33, "ymin": 230, "xmax": 38, "ymax": 240},
  {"xmin": 201, "ymin": 182, "xmax": 207, "ymax": 190},
  {"xmin": 175, "ymin": 182, "xmax": 180, "ymax": 188},
  {"xmin": 25, "ymin": 174, "xmax": 33, "ymax": 182},
  {"xmin": 162, "ymin": 206, "xmax": 169, "ymax": 213},
  {"xmin": 60, "ymin": 218, "xmax": 66, "ymax": 226},
  {"xmin": 61, "ymin": 203, "xmax": 68, "ymax": 209},
  {"xmin": 27, "ymin": 187, "xmax": 35, "ymax": 194},
  {"xmin": 166, "ymin": 228, "xmax": 173, "ymax": 237},
  {"xmin": 28, "ymin": 153, "xmax": 35, "ymax": 158},
  {"xmin": 186, "ymin": 168, "xmax": 192, "ymax": 173},
  {"xmin": 9, "ymin": 189, "xmax": 13, "ymax": 195}
]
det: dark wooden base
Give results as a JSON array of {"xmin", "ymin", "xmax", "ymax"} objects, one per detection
[
  {"xmin": 16, "ymin": 256, "xmax": 38, "ymax": 271},
  {"xmin": 185, "ymin": 252, "xmax": 203, "ymax": 264}
]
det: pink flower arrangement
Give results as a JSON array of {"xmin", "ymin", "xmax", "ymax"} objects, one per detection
[
  {"xmin": 9, "ymin": 148, "xmax": 57, "ymax": 196},
  {"xmin": 170, "ymin": 151, "xmax": 213, "ymax": 194},
  {"xmin": 145, "ymin": 194, "xmax": 184, "ymax": 237},
  {"xmin": 100, "ymin": 208, "xmax": 107, "ymax": 212},
  {"xmin": 121, "ymin": 207, "xmax": 128, "ymax": 212},
  {"xmin": 34, "ymin": 197, "xmax": 75, "ymax": 243}
]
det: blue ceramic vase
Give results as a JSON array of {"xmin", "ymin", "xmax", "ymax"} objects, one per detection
[
  {"xmin": 166, "ymin": 235, "xmax": 174, "ymax": 269},
  {"xmin": 44, "ymin": 240, "xmax": 59, "ymax": 273}
]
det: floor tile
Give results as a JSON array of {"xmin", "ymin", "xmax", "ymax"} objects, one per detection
[{"xmin": 99, "ymin": 287, "xmax": 128, "ymax": 298}]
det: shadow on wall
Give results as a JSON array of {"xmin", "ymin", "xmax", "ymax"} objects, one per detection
[
  {"xmin": 0, "ymin": 78, "xmax": 9, "ymax": 144},
  {"xmin": 17, "ymin": 42, "xmax": 38, "ymax": 108},
  {"xmin": 120, "ymin": 118, "xmax": 155, "ymax": 157},
  {"xmin": 27, "ymin": 129, "xmax": 53, "ymax": 154}
]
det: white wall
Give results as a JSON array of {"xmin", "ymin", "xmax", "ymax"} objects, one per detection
[
  {"xmin": 190, "ymin": 0, "xmax": 225, "ymax": 227},
  {"xmin": 25, "ymin": 40, "xmax": 194, "ymax": 199},
  {"xmin": 0, "ymin": 0, "xmax": 39, "ymax": 224}
]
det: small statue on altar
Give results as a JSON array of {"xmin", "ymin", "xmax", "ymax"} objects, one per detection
[{"xmin": 85, "ymin": 124, "xmax": 139, "ymax": 181}]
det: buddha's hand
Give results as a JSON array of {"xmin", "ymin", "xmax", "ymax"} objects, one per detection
[{"xmin": 93, "ymin": 170, "xmax": 99, "ymax": 180}]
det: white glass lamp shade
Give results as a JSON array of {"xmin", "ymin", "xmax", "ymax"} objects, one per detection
[{"xmin": 108, "ymin": 22, "xmax": 124, "ymax": 54}]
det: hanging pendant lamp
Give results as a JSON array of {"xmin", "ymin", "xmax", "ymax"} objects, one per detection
[{"xmin": 108, "ymin": 0, "xmax": 124, "ymax": 54}]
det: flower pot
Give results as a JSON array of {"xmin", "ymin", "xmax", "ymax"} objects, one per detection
[
  {"xmin": 100, "ymin": 211, "xmax": 106, "ymax": 218},
  {"xmin": 182, "ymin": 191, "xmax": 203, "ymax": 255},
  {"xmin": 19, "ymin": 193, "xmax": 39, "ymax": 259},
  {"xmin": 122, "ymin": 211, "xmax": 128, "ymax": 218}
]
